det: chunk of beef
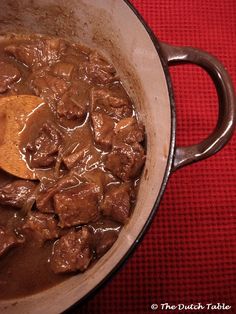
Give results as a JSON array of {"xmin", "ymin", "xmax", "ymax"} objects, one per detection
[
  {"xmin": 89, "ymin": 219, "xmax": 121, "ymax": 257},
  {"xmin": 0, "ymin": 61, "xmax": 21, "ymax": 93},
  {"xmin": 55, "ymin": 173, "xmax": 80, "ymax": 191},
  {"xmin": 52, "ymin": 62, "xmax": 75, "ymax": 79},
  {"xmin": 5, "ymin": 38, "xmax": 67, "ymax": 68},
  {"xmin": 54, "ymin": 182, "xmax": 100, "ymax": 227},
  {"xmin": 81, "ymin": 168, "xmax": 116, "ymax": 195},
  {"xmin": 62, "ymin": 145, "xmax": 101, "ymax": 171},
  {"xmin": 31, "ymin": 74, "xmax": 69, "ymax": 103},
  {"xmin": 22, "ymin": 212, "xmax": 59, "ymax": 243},
  {"xmin": 95, "ymin": 230, "xmax": 118, "ymax": 257},
  {"xmin": 113, "ymin": 117, "xmax": 144, "ymax": 146},
  {"xmin": 57, "ymin": 91, "xmax": 88, "ymax": 122},
  {"xmin": 106, "ymin": 143, "xmax": 145, "ymax": 181},
  {"xmin": 36, "ymin": 173, "xmax": 79, "ymax": 213},
  {"xmin": 50, "ymin": 227, "xmax": 93, "ymax": 273},
  {"xmin": 27, "ymin": 122, "xmax": 63, "ymax": 168},
  {"xmin": 0, "ymin": 180, "xmax": 36, "ymax": 209},
  {"xmin": 0, "ymin": 226, "xmax": 24, "ymax": 257},
  {"xmin": 91, "ymin": 87, "xmax": 133, "ymax": 120},
  {"xmin": 86, "ymin": 52, "xmax": 116, "ymax": 84},
  {"xmin": 101, "ymin": 184, "xmax": 131, "ymax": 224},
  {"xmin": 63, "ymin": 52, "xmax": 88, "ymax": 67},
  {"xmin": 36, "ymin": 192, "xmax": 54, "ymax": 213},
  {"xmin": 62, "ymin": 147, "xmax": 89, "ymax": 170},
  {"xmin": 91, "ymin": 112, "xmax": 115, "ymax": 149}
]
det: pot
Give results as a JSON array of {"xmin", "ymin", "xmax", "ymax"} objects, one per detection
[{"xmin": 0, "ymin": 0, "xmax": 235, "ymax": 313}]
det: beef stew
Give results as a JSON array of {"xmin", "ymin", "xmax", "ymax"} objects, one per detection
[{"xmin": 0, "ymin": 34, "xmax": 145, "ymax": 299}]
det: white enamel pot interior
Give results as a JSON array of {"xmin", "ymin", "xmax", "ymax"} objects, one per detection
[{"xmin": 0, "ymin": 1, "xmax": 235, "ymax": 313}]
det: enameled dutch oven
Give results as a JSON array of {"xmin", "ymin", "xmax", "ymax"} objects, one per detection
[{"xmin": 0, "ymin": 0, "xmax": 235, "ymax": 313}]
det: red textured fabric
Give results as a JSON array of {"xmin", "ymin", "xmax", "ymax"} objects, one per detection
[{"xmin": 74, "ymin": 1, "xmax": 236, "ymax": 313}]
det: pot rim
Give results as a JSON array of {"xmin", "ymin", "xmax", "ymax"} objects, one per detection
[{"xmin": 65, "ymin": 0, "xmax": 176, "ymax": 311}]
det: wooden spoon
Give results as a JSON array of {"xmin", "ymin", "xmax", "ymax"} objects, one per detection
[{"xmin": 0, "ymin": 95, "xmax": 45, "ymax": 180}]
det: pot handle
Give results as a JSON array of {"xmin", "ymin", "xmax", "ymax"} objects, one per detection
[{"xmin": 160, "ymin": 42, "xmax": 236, "ymax": 171}]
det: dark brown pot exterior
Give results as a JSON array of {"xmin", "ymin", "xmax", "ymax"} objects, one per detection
[{"xmin": 159, "ymin": 42, "xmax": 236, "ymax": 171}]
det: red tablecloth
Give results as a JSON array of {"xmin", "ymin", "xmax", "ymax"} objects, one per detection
[{"xmin": 75, "ymin": 1, "xmax": 236, "ymax": 313}]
